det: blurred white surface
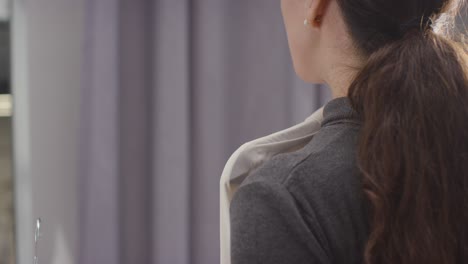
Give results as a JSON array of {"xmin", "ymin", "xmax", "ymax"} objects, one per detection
[
  {"xmin": 13, "ymin": 0, "xmax": 84, "ymax": 263},
  {"xmin": 0, "ymin": 0, "xmax": 10, "ymax": 21}
]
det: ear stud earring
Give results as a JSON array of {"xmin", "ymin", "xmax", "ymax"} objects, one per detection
[{"xmin": 304, "ymin": 16, "xmax": 322, "ymax": 27}]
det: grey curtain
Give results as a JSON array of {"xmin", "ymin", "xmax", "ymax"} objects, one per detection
[{"xmin": 79, "ymin": 1, "xmax": 329, "ymax": 264}]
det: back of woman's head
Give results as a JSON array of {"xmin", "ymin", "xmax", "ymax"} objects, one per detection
[{"xmin": 335, "ymin": 0, "xmax": 468, "ymax": 263}]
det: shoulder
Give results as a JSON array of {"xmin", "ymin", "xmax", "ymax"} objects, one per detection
[
  {"xmin": 230, "ymin": 124, "xmax": 368, "ymax": 263},
  {"xmin": 242, "ymin": 123, "xmax": 362, "ymax": 196}
]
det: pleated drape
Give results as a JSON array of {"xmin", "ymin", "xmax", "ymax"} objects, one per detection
[{"xmin": 79, "ymin": 1, "xmax": 329, "ymax": 264}]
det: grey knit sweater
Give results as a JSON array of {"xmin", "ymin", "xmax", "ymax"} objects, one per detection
[{"xmin": 230, "ymin": 97, "xmax": 370, "ymax": 264}]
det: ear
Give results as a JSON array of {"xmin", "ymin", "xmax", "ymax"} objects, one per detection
[{"xmin": 305, "ymin": 0, "xmax": 332, "ymax": 27}]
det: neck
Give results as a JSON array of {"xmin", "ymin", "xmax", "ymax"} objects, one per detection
[
  {"xmin": 324, "ymin": 55, "xmax": 363, "ymax": 99},
  {"xmin": 325, "ymin": 68, "xmax": 356, "ymax": 99}
]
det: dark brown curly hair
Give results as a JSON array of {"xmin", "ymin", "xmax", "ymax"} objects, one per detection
[{"xmin": 335, "ymin": 0, "xmax": 468, "ymax": 263}]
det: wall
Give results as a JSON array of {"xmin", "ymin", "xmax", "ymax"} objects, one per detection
[{"xmin": 13, "ymin": 0, "xmax": 84, "ymax": 264}]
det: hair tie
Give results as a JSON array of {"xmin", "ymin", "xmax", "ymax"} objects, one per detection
[{"xmin": 399, "ymin": 16, "xmax": 433, "ymax": 33}]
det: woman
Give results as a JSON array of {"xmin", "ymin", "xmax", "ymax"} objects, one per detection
[{"xmin": 225, "ymin": 0, "xmax": 468, "ymax": 263}]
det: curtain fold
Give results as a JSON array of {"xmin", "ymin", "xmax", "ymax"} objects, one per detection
[
  {"xmin": 119, "ymin": 0, "xmax": 153, "ymax": 263},
  {"xmin": 79, "ymin": 1, "xmax": 328, "ymax": 264},
  {"xmin": 152, "ymin": 1, "xmax": 192, "ymax": 263},
  {"xmin": 189, "ymin": 1, "xmax": 229, "ymax": 263},
  {"xmin": 80, "ymin": 0, "xmax": 120, "ymax": 263}
]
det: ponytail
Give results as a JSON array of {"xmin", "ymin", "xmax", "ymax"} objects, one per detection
[
  {"xmin": 336, "ymin": 0, "xmax": 468, "ymax": 263},
  {"xmin": 349, "ymin": 30, "xmax": 468, "ymax": 264}
]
